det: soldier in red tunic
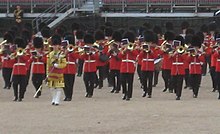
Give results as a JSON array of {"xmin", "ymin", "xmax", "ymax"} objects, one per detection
[
  {"xmin": 118, "ymin": 31, "xmax": 138, "ymax": 101},
  {"xmin": 187, "ymin": 35, "xmax": 205, "ymax": 98},
  {"xmin": 107, "ymin": 30, "xmax": 122, "ymax": 93},
  {"xmin": 1, "ymin": 32, "xmax": 14, "ymax": 89},
  {"xmin": 170, "ymin": 44, "xmax": 186, "ymax": 100},
  {"xmin": 29, "ymin": 37, "xmax": 46, "ymax": 98},
  {"xmin": 81, "ymin": 34, "xmax": 99, "ymax": 98},
  {"xmin": 139, "ymin": 31, "xmax": 158, "ymax": 98},
  {"xmin": 63, "ymin": 34, "xmax": 79, "ymax": 101},
  {"xmin": 11, "ymin": 38, "xmax": 29, "ymax": 101}
]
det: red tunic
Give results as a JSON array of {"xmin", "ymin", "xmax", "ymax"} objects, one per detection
[
  {"xmin": 188, "ymin": 53, "xmax": 205, "ymax": 74},
  {"xmin": 139, "ymin": 50, "xmax": 157, "ymax": 71},
  {"xmin": 118, "ymin": 50, "xmax": 138, "ymax": 73},
  {"xmin": 64, "ymin": 52, "xmax": 79, "ymax": 74},
  {"xmin": 170, "ymin": 53, "xmax": 186, "ymax": 76},
  {"xmin": 12, "ymin": 55, "xmax": 29, "ymax": 75},
  {"xmin": 81, "ymin": 53, "xmax": 98, "ymax": 73}
]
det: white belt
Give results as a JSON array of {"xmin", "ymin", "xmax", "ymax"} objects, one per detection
[
  {"xmin": 33, "ymin": 62, "xmax": 44, "ymax": 65},
  {"xmin": 172, "ymin": 62, "xmax": 184, "ymax": 65},
  {"xmin": 142, "ymin": 59, "xmax": 154, "ymax": 62},
  {"xmin": 14, "ymin": 63, "xmax": 26, "ymax": 66},
  {"xmin": 3, "ymin": 57, "xmax": 8, "ymax": 60},
  {"xmin": 217, "ymin": 59, "xmax": 220, "ymax": 62},
  {"xmin": 122, "ymin": 59, "xmax": 136, "ymax": 64},
  {"xmin": 190, "ymin": 62, "xmax": 201, "ymax": 65},
  {"xmin": 67, "ymin": 62, "xmax": 75, "ymax": 64},
  {"xmin": 85, "ymin": 60, "xmax": 95, "ymax": 63}
]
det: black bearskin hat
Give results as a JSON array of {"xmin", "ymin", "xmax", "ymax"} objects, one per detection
[
  {"xmin": 191, "ymin": 35, "xmax": 202, "ymax": 48},
  {"xmin": 76, "ymin": 30, "xmax": 85, "ymax": 40},
  {"xmin": 164, "ymin": 31, "xmax": 175, "ymax": 41},
  {"xmin": 196, "ymin": 31, "xmax": 204, "ymax": 43},
  {"xmin": 3, "ymin": 32, "xmax": 14, "ymax": 43},
  {"xmin": 64, "ymin": 34, "xmax": 74, "ymax": 45},
  {"xmin": 14, "ymin": 37, "xmax": 26, "ymax": 49},
  {"xmin": 33, "ymin": 37, "xmax": 43, "ymax": 49},
  {"xmin": 84, "ymin": 34, "xmax": 95, "ymax": 44},
  {"xmin": 208, "ymin": 22, "xmax": 217, "ymax": 32},
  {"xmin": 144, "ymin": 30, "xmax": 155, "ymax": 42},
  {"xmin": 105, "ymin": 27, "xmax": 113, "ymax": 37},
  {"xmin": 21, "ymin": 29, "xmax": 31, "ymax": 42},
  {"xmin": 41, "ymin": 27, "xmax": 51, "ymax": 38},
  {"xmin": 185, "ymin": 34, "xmax": 193, "ymax": 45},
  {"xmin": 51, "ymin": 34, "xmax": 61, "ymax": 45},
  {"xmin": 174, "ymin": 35, "xmax": 185, "ymax": 46},
  {"xmin": 112, "ymin": 30, "xmax": 122, "ymax": 42},
  {"xmin": 94, "ymin": 30, "xmax": 105, "ymax": 41},
  {"xmin": 153, "ymin": 25, "xmax": 163, "ymax": 35},
  {"xmin": 181, "ymin": 21, "xmax": 190, "ymax": 30},
  {"xmin": 200, "ymin": 24, "xmax": 208, "ymax": 33},
  {"xmin": 123, "ymin": 31, "xmax": 135, "ymax": 43},
  {"xmin": 186, "ymin": 28, "xmax": 195, "ymax": 35}
]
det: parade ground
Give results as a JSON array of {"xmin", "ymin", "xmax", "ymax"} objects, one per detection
[{"xmin": 0, "ymin": 72, "xmax": 220, "ymax": 134}]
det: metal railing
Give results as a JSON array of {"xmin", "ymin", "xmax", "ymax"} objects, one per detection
[
  {"xmin": 31, "ymin": 0, "xmax": 87, "ymax": 31},
  {"xmin": 101, "ymin": 0, "xmax": 220, "ymax": 13}
]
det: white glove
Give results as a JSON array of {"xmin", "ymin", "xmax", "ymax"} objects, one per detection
[{"xmin": 54, "ymin": 63, "xmax": 59, "ymax": 68}]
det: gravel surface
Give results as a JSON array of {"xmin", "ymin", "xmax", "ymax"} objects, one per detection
[{"xmin": 0, "ymin": 72, "xmax": 220, "ymax": 134}]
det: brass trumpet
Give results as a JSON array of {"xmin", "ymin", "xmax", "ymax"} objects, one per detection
[
  {"xmin": 16, "ymin": 48, "xmax": 25, "ymax": 56},
  {"xmin": 142, "ymin": 43, "xmax": 150, "ymax": 53},
  {"xmin": 67, "ymin": 44, "xmax": 74, "ymax": 52},
  {"xmin": 176, "ymin": 46, "xmax": 185, "ymax": 54},
  {"xmin": 127, "ymin": 43, "xmax": 134, "ymax": 50}
]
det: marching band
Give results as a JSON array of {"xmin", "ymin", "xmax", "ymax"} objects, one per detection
[{"xmin": 1, "ymin": 21, "xmax": 220, "ymax": 105}]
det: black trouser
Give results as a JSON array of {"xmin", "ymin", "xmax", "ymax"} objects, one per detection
[
  {"xmin": 137, "ymin": 64, "xmax": 143, "ymax": 85},
  {"xmin": 162, "ymin": 69, "xmax": 171, "ymax": 90},
  {"xmin": 202, "ymin": 55, "xmax": 211, "ymax": 75},
  {"xmin": 184, "ymin": 69, "xmax": 190, "ymax": 87},
  {"xmin": 96, "ymin": 66, "xmax": 105, "ymax": 88},
  {"xmin": 64, "ymin": 74, "xmax": 75, "ymax": 99},
  {"xmin": 210, "ymin": 66, "xmax": 217, "ymax": 89},
  {"xmin": 190, "ymin": 74, "xmax": 201, "ymax": 96},
  {"xmin": 171, "ymin": 75, "xmax": 184, "ymax": 98},
  {"xmin": 109, "ymin": 70, "xmax": 120, "ymax": 91},
  {"xmin": 216, "ymin": 72, "xmax": 220, "ymax": 94},
  {"xmin": 2, "ymin": 68, "xmax": 12, "ymax": 88},
  {"xmin": 153, "ymin": 70, "xmax": 159, "ymax": 86},
  {"xmin": 120, "ymin": 73, "xmax": 134, "ymax": 99},
  {"xmin": 142, "ymin": 71, "xmax": 154, "ymax": 95},
  {"xmin": 12, "ymin": 75, "xmax": 27, "ymax": 99},
  {"xmin": 24, "ymin": 69, "xmax": 31, "ymax": 94},
  {"xmin": 32, "ymin": 74, "xmax": 44, "ymax": 96},
  {"xmin": 77, "ymin": 59, "xmax": 84, "ymax": 76},
  {"xmin": 83, "ymin": 72, "xmax": 96, "ymax": 96}
]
